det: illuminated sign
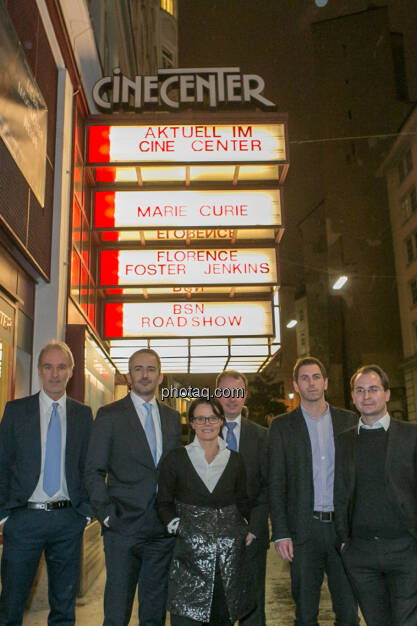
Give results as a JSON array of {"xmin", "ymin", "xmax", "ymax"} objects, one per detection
[
  {"xmin": 105, "ymin": 301, "xmax": 273, "ymax": 338},
  {"xmin": 88, "ymin": 123, "xmax": 286, "ymax": 163},
  {"xmin": 92, "ymin": 67, "xmax": 275, "ymax": 111},
  {"xmin": 100, "ymin": 248, "xmax": 278, "ymax": 286},
  {"xmin": 94, "ymin": 189, "xmax": 281, "ymax": 229}
]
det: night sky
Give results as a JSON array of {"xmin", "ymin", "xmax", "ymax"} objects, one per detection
[{"xmin": 178, "ymin": 0, "xmax": 417, "ymax": 287}]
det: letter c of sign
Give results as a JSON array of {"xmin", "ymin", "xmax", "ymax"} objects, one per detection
[
  {"xmin": 92, "ymin": 77, "xmax": 112, "ymax": 111},
  {"xmin": 160, "ymin": 76, "xmax": 179, "ymax": 109}
]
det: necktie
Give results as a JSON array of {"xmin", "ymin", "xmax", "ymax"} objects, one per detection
[
  {"xmin": 43, "ymin": 402, "xmax": 61, "ymax": 497},
  {"xmin": 144, "ymin": 402, "xmax": 157, "ymax": 464},
  {"xmin": 225, "ymin": 421, "xmax": 238, "ymax": 452}
]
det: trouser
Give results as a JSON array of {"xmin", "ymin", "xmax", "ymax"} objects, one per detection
[
  {"xmin": 290, "ymin": 518, "xmax": 359, "ymax": 626},
  {"xmin": 102, "ymin": 528, "xmax": 175, "ymax": 626},
  {"xmin": 0, "ymin": 507, "xmax": 85, "ymax": 626},
  {"xmin": 341, "ymin": 534, "xmax": 417, "ymax": 626},
  {"xmin": 239, "ymin": 539, "xmax": 267, "ymax": 626}
]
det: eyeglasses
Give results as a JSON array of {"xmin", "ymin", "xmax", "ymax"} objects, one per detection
[
  {"xmin": 192, "ymin": 415, "xmax": 221, "ymax": 425},
  {"xmin": 353, "ymin": 386, "xmax": 384, "ymax": 395}
]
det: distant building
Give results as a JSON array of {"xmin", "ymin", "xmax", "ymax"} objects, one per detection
[
  {"xmin": 293, "ymin": 6, "xmax": 412, "ymax": 409},
  {"xmin": 87, "ymin": 0, "xmax": 178, "ymax": 76},
  {"xmin": 379, "ymin": 105, "xmax": 417, "ymax": 422}
]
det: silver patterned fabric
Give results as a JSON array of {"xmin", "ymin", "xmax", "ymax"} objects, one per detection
[{"xmin": 168, "ymin": 502, "xmax": 255, "ymax": 622}]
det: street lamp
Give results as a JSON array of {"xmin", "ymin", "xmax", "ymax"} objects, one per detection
[{"xmin": 332, "ymin": 276, "xmax": 348, "ymax": 290}]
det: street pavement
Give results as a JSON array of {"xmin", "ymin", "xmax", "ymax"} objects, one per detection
[{"xmin": 22, "ymin": 545, "xmax": 364, "ymax": 625}]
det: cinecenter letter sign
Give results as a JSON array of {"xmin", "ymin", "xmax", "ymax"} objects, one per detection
[
  {"xmin": 94, "ymin": 189, "xmax": 281, "ymax": 229},
  {"xmin": 100, "ymin": 248, "xmax": 278, "ymax": 286},
  {"xmin": 88, "ymin": 124, "xmax": 286, "ymax": 164},
  {"xmin": 105, "ymin": 301, "xmax": 273, "ymax": 338}
]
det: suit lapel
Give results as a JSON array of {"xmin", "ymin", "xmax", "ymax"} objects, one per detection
[
  {"xmin": 158, "ymin": 401, "xmax": 171, "ymax": 456},
  {"xmin": 293, "ymin": 407, "xmax": 312, "ymax": 462},
  {"xmin": 385, "ymin": 419, "xmax": 398, "ymax": 481},
  {"xmin": 125, "ymin": 395, "xmax": 155, "ymax": 468},
  {"xmin": 27, "ymin": 393, "xmax": 42, "ymax": 476},
  {"xmin": 239, "ymin": 417, "xmax": 250, "ymax": 455}
]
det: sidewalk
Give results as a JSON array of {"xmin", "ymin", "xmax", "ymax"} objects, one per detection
[{"xmin": 22, "ymin": 546, "xmax": 364, "ymax": 625}]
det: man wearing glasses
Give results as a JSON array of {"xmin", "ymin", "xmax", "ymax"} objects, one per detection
[{"xmin": 335, "ymin": 364, "xmax": 417, "ymax": 626}]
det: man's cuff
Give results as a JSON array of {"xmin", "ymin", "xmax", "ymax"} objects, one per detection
[
  {"xmin": 274, "ymin": 537, "xmax": 291, "ymax": 542},
  {"xmin": 167, "ymin": 517, "xmax": 180, "ymax": 535},
  {"xmin": 0, "ymin": 516, "xmax": 8, "ymax": 525}
]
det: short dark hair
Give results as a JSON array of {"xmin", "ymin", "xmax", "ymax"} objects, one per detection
[
  {"xmin": 293, "ymin": 357, "xmax": 327, "ymax": 382},
  {"xmin": 188, "ymin": 397, "xmax": 225, "ymax": 426},
  {"xmin": 350, "ymin": 364, "xmax": 390, "ymax": 391},
  {"xmin": 215, "ymin": 369, "xmax": 248, "ymax": 390},
  {"xmin": 128, "ymin": 348, "xmax": 161, "ymax": 373}
]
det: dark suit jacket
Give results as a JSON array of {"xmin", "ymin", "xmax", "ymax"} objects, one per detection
[
  {"xmin": 239, "ymin": 417, "xmax": 269, "ymax": 547},
  {"xmin": 85, "ymin": 394, "xmax": 182, "ymax": 535},
  {"xmin": 268, "ymin": 405, "xmax": 357, "ymax": 544},
  {"xmin": 0, "ymin": 392, "xmax": 93, "ymax": 520},
  {"xmin": 334, "ymin": 418, "xmax": 417, "ymax": 544}
]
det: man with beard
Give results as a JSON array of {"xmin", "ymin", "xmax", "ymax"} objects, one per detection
[
  {"xmin": 268, "ymin": 356, "xmax": 359, "ymax": 626},
  {"xmin": 85, "ymin": 349, "xmax": 181, "ymax": 626}
]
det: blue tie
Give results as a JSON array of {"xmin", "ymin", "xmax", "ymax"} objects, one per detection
[
  {"xmin": 143, "ymin": 402, "xmax": 157, "ymax": 465},
  {"xmin": 225, "ymin": 421, "xmax": 238, "ymax": 451},
  {"xmin": 43, "ymin": 402, "xmax": 61, "ymax": 497}
]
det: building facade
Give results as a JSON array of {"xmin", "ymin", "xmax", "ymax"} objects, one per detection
[
  {"xmin": 380, "ymin": 105, "xmax": 417, "ymax": 422},
  {"xmin": 292, "ymin": 6, "xmax": 412, "ymax": 409}
]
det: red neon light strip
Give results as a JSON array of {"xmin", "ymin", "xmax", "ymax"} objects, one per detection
[
  {"xmin": 100, "ymin": 250, "xmax": 120, "ymax": 285},
  {"xmin": 104, "ymin": 303, "xmax": 124, "ymax": 337},
  {"xmin": 95, "ymin": 191, "xmax": 116, "ymax": 227},
  {"xmin": 88, "ymin": 125, "xmax": 110, "ymax": 163}
]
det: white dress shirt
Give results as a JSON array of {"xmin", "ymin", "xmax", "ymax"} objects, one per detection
[
  {"xmin": 167, "ymin": 436, "xmax": 231, "ymax": 535},
  {"xmin": 30, "ymin": 389, "xmax": 70, "ymax": 503},
  {"xmin": 222, "ymin": 414, "xmax": 242, "ymax": 449},
  {"xmin": 130, "ymin": 391, "xmax": 162, "ymax": 463}
]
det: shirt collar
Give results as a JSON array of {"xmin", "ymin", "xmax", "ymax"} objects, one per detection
[
  {"xmin": 130, "ymin": 390, "xmax": 157, "ymax": 410},
  {"xmin": 358, "ymin": 412, "xmax": 390, "ymax": 433},
  {"xmin": 39, "ymin": 388, "xmax": 66, "ymax": 410},
  {"xmin": 187, "ymin": 435, "xmax": 227, "ymax": 452},
  {"xmin": 300, "ymin": 402, "xmax": 330, "ymax": 421},
  {"xmin": 225, "ymin": 414, "xmax": 241, "ymax": 426}
]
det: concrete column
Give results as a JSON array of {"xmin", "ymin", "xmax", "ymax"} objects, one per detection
[{"xmin": 31, "ymin": 68, "xmax": 73, "ymax": 392}]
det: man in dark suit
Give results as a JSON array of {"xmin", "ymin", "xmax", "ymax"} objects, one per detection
[
  {"xmin": 335, "ymin": 364, "xmax": 417, "ymax": 626},
  {"xmin": 268, "ymin": 356, "xmax": 359, "ymax": 626},
  {"xmin": 85, "ymin": 348, "xmax": 182, "ymax": 626},
  {"xmin": 0, "ymin": 340, "xmax": 93, "ymax": 625},
  {"xmin": 216, "ymin": 370, "xmax": 268, "ymax": 626}
]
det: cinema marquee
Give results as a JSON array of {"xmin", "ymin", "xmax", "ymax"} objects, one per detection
[{"xmin": 87, "ymin": 108, "xmax": 288, "ymax": 373}]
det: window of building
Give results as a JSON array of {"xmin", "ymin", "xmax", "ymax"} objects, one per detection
[
  {"xmin": 401, "ymin": 185, "xmax": 417, "ymax": 223},
  {"xmin": 410, "ymin": 278, "xmax": 417, "ymax": 306},
  {"xmin": 406, "ymin": 236, "xmax": 415, "ymax": 264},
  {"xmin": 162, "ymin": 47, "xmax": 174, "ymax": 69},
  {"xmin": 161, "ymin": 0, "xmax": 175, "ymax": 15},
  {"xmin": 398, "ymin": 149, "xmax": 413, "ymax": 183}
]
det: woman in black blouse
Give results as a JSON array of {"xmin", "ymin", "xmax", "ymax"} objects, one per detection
[{"xmin": 157, "ymin": 397, "xmax": 254, "ymax": 626}]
